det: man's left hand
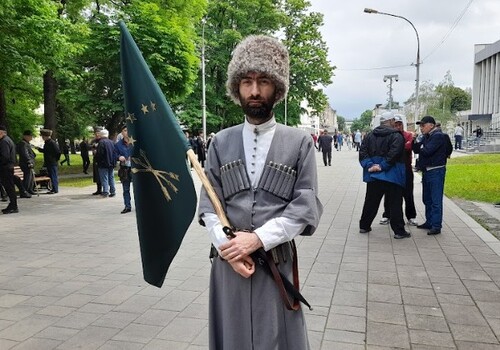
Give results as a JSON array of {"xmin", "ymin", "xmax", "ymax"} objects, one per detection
[{"xmin": 219, "ymin": 231, "xmax": 263, "ymax": 263}]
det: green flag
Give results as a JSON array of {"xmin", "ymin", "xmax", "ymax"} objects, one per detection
[{"xmin": 119, "ymin": 21, "xmax": 197, "ymax": 288}]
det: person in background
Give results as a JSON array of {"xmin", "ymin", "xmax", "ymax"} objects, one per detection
[
  {"xmin": 413, "ymin": 116, "xmax": 453, "ymax": 235},
  {"xmin": 37, "ymin": 129, "xmax": 60, "ymax": 194},
  {"xmin": 454, "ymin": 123, "xmax": 464, "ymax": 150},
  {"xmin": 60, "ymin": 141, "xmax": 71, "ymax": 166},
  {"xmin": 379, "ymin": 115, "xmax": 418, "ymax": 227},
  {"xmin": 95, "ymin": 129, "xmax": 116, "ymax": 198},
  {"xmin": 318, "ymin": 129, "xmax": 333, "ymax": 166},
  {"xmin": 16, "ymin": 130, "xmax": 36, "ymax": 195},
  {"xmin": 359, "ymin": 113, "xmax": 410, "ymax": 239},
  {"xmin": 114, "ymin": 126, "xmax": 133, "ymax": 213},
  {"xmin": 90, "ymin": 127, "xmax": 103, "ymax": 195},
  {"xmin": 354, "ymin": 129, "xmax": 362, "ymax": 151},
  {"xmin": 0, "ymin": 125, "xmax": 19, "ymax": 213},
  {"xmin": 80, "ymin": 138, "xmax": 90, "ymax": 174}
]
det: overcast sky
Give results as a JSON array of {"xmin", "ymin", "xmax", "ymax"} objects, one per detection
[{"xmin": 309, "ymin": 0, "xmax": 500, "ymax": 120}]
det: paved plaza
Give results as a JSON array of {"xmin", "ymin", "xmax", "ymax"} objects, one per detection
[{"xmin": 1, "ymin": 150, "xmax": 500, "ymax": 349}]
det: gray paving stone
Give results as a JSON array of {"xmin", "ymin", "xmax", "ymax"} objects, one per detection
[
  {"xmin": 368, "ymin": 284, "xmax": 402, "ymax": 304},
  {"xmin": 10, "ymin": 337, "xmax": 61, "ymax": 350},
  {"xmin": 156, "ymin": 317, "xmax": 207, "ymax": 342},
  {"xmin": 448, "ymin": 323, "xmax": 499, "ymax": 344},
  {"xmin": 1, "ymin": 150, "xmax": 500, "ymax": 349},
  {"xmin": 367, "ymin": 302, "xmax": 406, "ymax": 325},
  {"xmin": 57, "ymin": 326, "xmax": 119, "ymax": 350},
  {"xmin": 112, "ymin": 323, "xmax": 163, "ymax": 344},
  {"xmin": 406, "ymin": 313, "xmax": 449, "ymax": 332},
  {"xmin": 326, "ymin": 313, "xmax": 366, "ymax": 332},
  {"xmin": 441, "ymin": 303, "xmax": 490, "ymax": 326},
  {"xmin": 366, "ymin": 321, "xmax": 410, "ymax": 348},
  {"xmin": 323, "ymin": 328, "xmax": 365, "ymax": 344},
  {"xmin": 409, "ymin": 329, "xmax": 455, "ymax": 347}
]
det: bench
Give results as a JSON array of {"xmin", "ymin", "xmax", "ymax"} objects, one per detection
[{"xmin": 13, "ymin": 165, "xmax": 52, "ymax": 191}]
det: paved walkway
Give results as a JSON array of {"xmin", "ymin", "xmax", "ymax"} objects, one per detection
[{"xmin": 0, "ymin": 150, "xmax": 499, "ymax": 349}]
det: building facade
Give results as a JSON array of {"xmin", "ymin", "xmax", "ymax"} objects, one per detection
[{"xmin": 472, "ymin": 39, "xmax": 500, "ymax": 133}]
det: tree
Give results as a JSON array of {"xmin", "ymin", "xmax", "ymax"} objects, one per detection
[
  {"xmin": 337, "ymin": 115, "xmax": 345, "ymax": 131},
  {"xmin": 280, "ymin": 0, "xmax": 334, "ymax": 126},
  {"xmin": 0, "ymin": 0, "xmax": 59, "ymax": 139},
  {"xmin": 350, "ymin": 109, "xmax": 372, "ymax": 132},
  {"xmin": 178, "ymin": 0, "xmax": 334, "ymax": 132},
  {"xmin": 77, "ymin": 0, "xmax": 206, "ymax": 136}
]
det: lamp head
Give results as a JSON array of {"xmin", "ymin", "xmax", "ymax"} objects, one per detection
[{"xmin": 364, "ymin": 8, "xmax": 378, "ymax": 14}]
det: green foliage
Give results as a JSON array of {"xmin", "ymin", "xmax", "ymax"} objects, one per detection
[
  {"xmin": 178, "ymin": 0, "xmax": 334, "ymax": 131},
  {"xmin": 350, "ymin": 109, "xmax": 372, "ymax": 132},
  {"xmin": 337, "ymin": 115, "xmax": 345, "ymax": 131},
  {"xmin": 445, "ymin": 154, "xmax": 500, "ymax": 203}
]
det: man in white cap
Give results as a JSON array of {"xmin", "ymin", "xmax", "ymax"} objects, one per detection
[
  {"xmin": 359, "ymin": 112, "xmax": 410, "ymax": 239},
  {"xmin": 198, "ymin": 35, "xmax": 323, "ymax": 350}
]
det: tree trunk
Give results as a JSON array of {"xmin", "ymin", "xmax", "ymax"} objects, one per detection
[
  {"xmin": 107, "ymin": 111, "xmax": 123, "ymax": 141},
  {"xmin": 43, "ymin": 70, "xmax": 58, "ymax": 138},
  {"xmin": 0, "ymin": 86, "xmax": 7, "ymax": 128}
]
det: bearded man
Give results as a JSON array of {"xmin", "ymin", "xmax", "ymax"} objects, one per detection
[{"xmin": 198, "ymin": 35, "xmax": 323, "ymax": 350}]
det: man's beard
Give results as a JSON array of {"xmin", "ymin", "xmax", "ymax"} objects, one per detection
[{"xmin": 240, "ymin": 96, "xmax": 275, "ymax": 120}]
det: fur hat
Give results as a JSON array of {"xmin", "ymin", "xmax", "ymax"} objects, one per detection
[
  {"xmin": 40, "ymin": 129, "xmax": 52, "ymax": 137},
  {"xmin": 226, "ymin": 35, "xmax": 289, "ymax": 106}
]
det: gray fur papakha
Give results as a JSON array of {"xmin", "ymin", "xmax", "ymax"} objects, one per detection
[{"xmin": 226, "ymin": 35, "xmax": 289, "ymax": 105}]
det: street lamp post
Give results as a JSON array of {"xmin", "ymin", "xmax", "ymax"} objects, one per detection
[
  {"xmin": 383, "ymin": 74, "xmax": 399, "ymax": 110},
  {"xmin": 201, "ymin": 18, "xmax": 207, "ymax": 141},
  {"xmin": 364, "ymin": 8, "xmax": 420, "ymax": 128}
]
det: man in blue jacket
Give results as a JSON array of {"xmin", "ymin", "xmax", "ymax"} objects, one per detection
[
  {"xmin": 413, "ymin": 115, "xmax": 452, "ymax": 235},
  {"xmin": 359, "ymin": 112, "xmax": 410, "ymax": 239},
  {"xmin": 95, "ymin": 129, "xmax": 116, "ymax": 198}
]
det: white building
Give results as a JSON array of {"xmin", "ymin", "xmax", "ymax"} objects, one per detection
[{"xmin": 472, "ymin": 39, "xmax": 500, "ymax": 133}]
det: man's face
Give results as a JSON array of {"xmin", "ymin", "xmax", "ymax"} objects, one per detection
[
  {"xmin": 419, "ymin": 123, "xmax": 435, "ymax": 135},
  {"xmin": 24, "ymin": 135, "xmax": 33, "ymax": 142},
  {"xmin": 0, "ymin": 130, "xmax": 5, "ymax": 139},
  {"xmin": 239, "ymin": 72, "xmax": 276, "ymax": 120},
  {"xmin": 395, "ymin": 122, "xmax": 403, "ymax": 132}
]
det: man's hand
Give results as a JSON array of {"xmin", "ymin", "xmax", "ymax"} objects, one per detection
[
  {"xmin": 220, "ymin": 231, "xmax": 263, "ymax": 264},
  {"xmin": 228, "ymin": 256, "xmax": 255, "ymax": 278},
  {"xmin": 368, "ymin": 164, "xmax": 381, "ymax": 173}
]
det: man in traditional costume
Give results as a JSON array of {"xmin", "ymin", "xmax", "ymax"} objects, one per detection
[{"xmin": 198, "ymin": 35, "xmax": 323, "ymax": 350}]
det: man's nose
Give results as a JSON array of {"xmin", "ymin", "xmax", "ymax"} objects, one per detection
[{"xmin": 249, "ymin": 81, "xmax": 260, "ymax": 96}]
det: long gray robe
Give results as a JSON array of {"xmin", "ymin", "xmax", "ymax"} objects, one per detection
[{"xmin": 199, "ymin": 123, "xmax": 323, "ymax": 350}]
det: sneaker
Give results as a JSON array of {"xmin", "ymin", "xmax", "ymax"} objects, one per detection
[
  {"xmin": 359, "ymin": 228, "xmax": 372, "ymax": 233},
  {"xmin": 379, "ymin": 217, "xmax": 390, "ymax": 225},
  {"xmin": 394, "ymin": 231, "xmax": 411, "ymax": 239},
  {"xmin": 427, "ymin": 229, "xmax": 441, "ymax": 235},
  {"xmin": 121, "ymin": 208, "xmax": 131, "ymax": 214},
  {"xmin": 408, "ymin": 218, "xmax": 418, "ymax": 226},
  {"xmin": 92, "ymin": 191, "xmax": 102, "ymax": 196}
]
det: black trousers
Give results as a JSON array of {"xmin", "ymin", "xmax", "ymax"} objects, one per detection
[
  {"xmin": 383, "ymin": 168, "xmax": 416, "ymax": 220},
  {"xmin": 20, "ymin": 164, "xmax": 34, "ymax": 192},
  {"xmin": 0, "ymin": 167, "xmax": 17, "ymax": 209},
  {"xmin": 82, "ymin": 155, "xmax": 90, "ymax": 173},
  {"xmin": 322, "ymin": 149, "xmax": 332, "ymax": 165},
  {"xmin": 360, "ymin": 180, "xmax": 405, "ymax": 234}
]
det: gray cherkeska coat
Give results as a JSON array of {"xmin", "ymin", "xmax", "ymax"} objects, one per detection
[{"xmin": 199, "ymin": 123, "xmax": 323, "ymax": 350}]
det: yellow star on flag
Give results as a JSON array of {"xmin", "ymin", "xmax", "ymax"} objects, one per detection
[
  {"xmin": 150, "ymin": 101, "xmax": 157, "ymax": 111},
  {"xmin": 128, "ymin": 135, "xmax": 136, "ymax": 146},
  {"xmin": 126, "ymin": 112, "xmax": 136, "ymax": 123},
  {"xmin": 141, "ymin": 104, "xmax": 149, "ymax": 114}
]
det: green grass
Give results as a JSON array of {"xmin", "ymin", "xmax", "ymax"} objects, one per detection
[{"xmin": 445, "ymin": 154, "xmax": 500, "ymax": 203}]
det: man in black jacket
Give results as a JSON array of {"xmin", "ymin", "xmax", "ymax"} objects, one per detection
[
  {"xmin": 16, "ymin": 130, "xmax": 36, "ymax": 194},
  {"xmin": 413, "ymin": 116, "xmax": 452, "ymax": 235},
  {"xmin": 95, "ymin": 129, "xmax": 116, "ymax": 198},
  {"xmin": 318, "ymin": 129, "xmax": 333, "ymax": 166},
  {"xmin": 37, "ymin": 129, "xmax": 60, "ymax": 194},
  {"xmin": 359, "ymin": 113, "xmax": 410, "ymax": 239},
  {"xmin": 0, "ymin": 125, "xmax": 19, "ymax": 213}
]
